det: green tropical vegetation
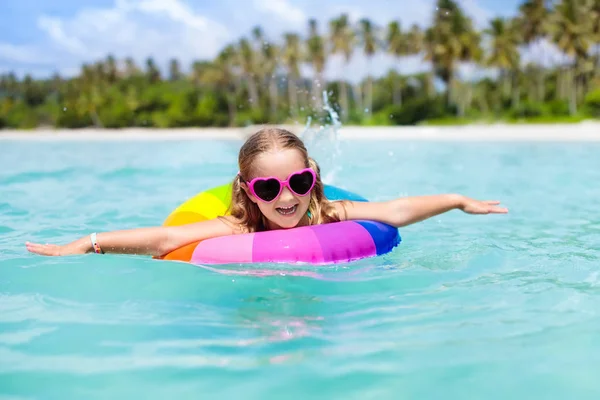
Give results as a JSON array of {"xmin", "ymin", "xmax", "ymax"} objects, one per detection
[{"xmin": 1, "ymin": 0, "xmax": 600, "ymax": 130}]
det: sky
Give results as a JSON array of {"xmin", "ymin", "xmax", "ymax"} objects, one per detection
[{"xmin": 0, "ymin": 0, "xmax": 558, "ymax": 82}]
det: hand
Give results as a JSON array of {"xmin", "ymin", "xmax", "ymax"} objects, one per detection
[
  {"xmin": 26, "ymin": 239, "xmax": 89, "ymax": 257},
  {"xmin": 458, "ymin": 196, "xmax": 508, "ymax": 215}
]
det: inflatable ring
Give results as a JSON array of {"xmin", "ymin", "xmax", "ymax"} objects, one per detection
[{"xmin": 160, "ymin": 183, "xmax": 401, "ymax": 265}]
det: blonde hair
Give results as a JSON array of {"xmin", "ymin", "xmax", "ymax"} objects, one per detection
[{"xmin": 228, "ymin": 127, "xmax": 342, "ymax": 233}]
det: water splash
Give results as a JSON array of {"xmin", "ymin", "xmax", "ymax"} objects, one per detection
[{"xmin": 299, "ymin": 91, "xmax": 343, "ymax": 185}]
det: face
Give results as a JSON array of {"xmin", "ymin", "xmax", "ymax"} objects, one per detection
[{"xmin": 242, "ymin": 148, "xmax": 314, "ymax": 230}]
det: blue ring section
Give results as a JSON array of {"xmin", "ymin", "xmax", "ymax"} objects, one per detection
[
  {"xmin": 323, "ymin": 184, "xmax": 401, "ymax": 257},
  {"xmin": 324, "ymin": 185, "xmax": 368, "ymax": 202},
  {"xmin": 355, "ymin": 220, "xmax": 401, "ymax": 255}
]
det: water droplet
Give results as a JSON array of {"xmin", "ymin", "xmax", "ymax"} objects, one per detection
[
  {"xmin": 63, "ymin": 107, "xmax": 67, "ymax": 111},
  {"xmin": 389, "ymin": 114, "xmax": 394, "ymax": 118},
  {"xmin": 364, "ymin": 108, "xmax": 369, "ymax": 113}
]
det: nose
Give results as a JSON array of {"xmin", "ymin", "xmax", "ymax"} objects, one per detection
[{"xmin": 278, "ymin": 184, "xmax": 295, "ymax": 202}]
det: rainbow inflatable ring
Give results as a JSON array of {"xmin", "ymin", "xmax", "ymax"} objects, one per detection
[{"xmin": 159, "ymin": 183, "xmax": 401, "ymax": 265}]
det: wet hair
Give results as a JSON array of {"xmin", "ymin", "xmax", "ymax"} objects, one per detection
[{"xmin": 227, "ymin": 127, "xmax": 342, "ymax": 233}]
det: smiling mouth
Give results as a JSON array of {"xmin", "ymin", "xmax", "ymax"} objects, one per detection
[{"xmin": 276, "ymin": 205, "xmax": 298, "ymax": 216}]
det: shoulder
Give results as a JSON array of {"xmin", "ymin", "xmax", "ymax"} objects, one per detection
[
  {"xmin": 216, "ymin": 215, "xmax": 246, "ymax": 234},
  {"xmin": 327, "ymin": 199, "xmax": 353, "ymax": 221},
  {"xmin": 327, "ymin": 199, "xmax": 390, "ymax": 222}
]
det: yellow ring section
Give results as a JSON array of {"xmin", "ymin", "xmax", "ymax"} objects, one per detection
[{"xmin": 160, "ymin": 183, "xmax": 233, "ymax": 261}]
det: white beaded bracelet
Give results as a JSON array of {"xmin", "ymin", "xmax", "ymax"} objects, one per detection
[{"xmin": 90, "ymin": 232, "xmax": 104, "ymax": 254}]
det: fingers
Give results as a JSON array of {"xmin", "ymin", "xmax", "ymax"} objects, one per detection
[
  {"xmin": 481, "ymin": 200, "xmax": 508, "ymax": 213},
  {"xmin": 25, "ymin": 242, "xmax": 60, "ymax": 256}
]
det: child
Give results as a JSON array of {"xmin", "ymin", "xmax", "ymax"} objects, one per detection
[{"xmin": 26, "ymin": 128, "xmax": 508, "ymax": 257}]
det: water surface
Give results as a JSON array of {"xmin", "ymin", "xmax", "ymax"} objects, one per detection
[{"xmin": 1, "ymin": 137, "xmax": 599, "ymax": 399}]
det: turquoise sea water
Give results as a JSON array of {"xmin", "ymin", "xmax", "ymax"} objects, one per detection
[{"xmin": 1, "ymin": 134, "xmax": 600, "ymax": 399}]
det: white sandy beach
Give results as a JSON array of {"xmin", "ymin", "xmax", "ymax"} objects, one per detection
[{"xmin": 1, "ymin": 122, "xmax": 599, "ymax": 141}]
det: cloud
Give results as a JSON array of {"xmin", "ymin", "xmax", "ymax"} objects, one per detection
[
  {"xmin": 38, "ymin": 16, "xmax": 87, "ymax": 56},
  {"xmin": 0, "ymin": 43, "xmax": 52, "ymax": 65},
  {"xmin": 253, "ymin": 0, "xmax": 306, "ymax": 26},
  {"xmin": 6, "ymin": 0, "xmax": 232, "ymax": 77},
  {"xmin": 457, "ymin": 0, "xmax": 493, "ymax": 29},
  {"xmin": 120, "ymin": 0, "xmax": 213, "ymax": 30}
]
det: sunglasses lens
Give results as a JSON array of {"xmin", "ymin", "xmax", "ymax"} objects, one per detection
[
  {"xmin": 253, "ymin": 178, "xmax": 281, "ymax": 202},
  {"xmin": 289, "ymin": 170, "xmax": 314, "ymax": 195}
]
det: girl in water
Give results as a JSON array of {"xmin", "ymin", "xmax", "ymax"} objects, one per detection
[{"xmin": 26, "ymin": 128, "xmax": 508, "ymax": 257}]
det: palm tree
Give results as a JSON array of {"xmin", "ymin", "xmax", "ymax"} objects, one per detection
[
  {"xmin": 197, "ymin": 48, "xmax": 239, "ymax": 126},
  {"xmin": 105, "ymin": 55, "xmax": 118, "ymax": 83},
  {"xmin": 329, "ymin": 14, "xmax": 355, "ymax": 120},
  {"xmin": 358, "ymin": 18, "xmax": 378, "ymax": 117},
  {"xmin": 251, "ymin": 26, "xmax": 266, "ymax": 102},
  {"xmin": 190, "ymin": 61, "xmax": 209, "ymax": 86},
  {"xmin": 424, "ymin": 0, "xmax": 482, "ymax": 112},
  {"xmin": 145, "ymin": 57, "xmax": 161, "ymax": 83},
  {"xmin": 124, "ymin": 57, "xmax": 140, "ymax": 77},
  {"xmin": 78, "ymin": 63, "xmax": 103, "ymax": 127},
  {"xmin": 238, "ymin": 37, "xmax": 260, "ymax": 110},
  {"xmin": 261, "ymin": 39, "xmax": 280, "ymax": 120},
  {"xmin": 405, "ymin": 24, "xmax": 432, "ymax": 97},
  {"xmin": 548, "ymin": 0, "xmax": 594, "ymax": 114},
  {"xmin": 169, "ymin": 59, "xmax": 182, "ymax": 81},
  {"xmin": 282, "ymin": 33, "xmax": 301, "ymax": 117},
  {"xmin": 484, "ymin": 18, "xmax": 521, "ymax": 108},
  {"xmin": 217, "ymin": 45, "xmax": 241, "ymax": 125},
  {"xmin": 517, "ymin": 0, "xmax": 552, "ymax": 102},
  {"xmin": 590, "ymin": 0, "xmax": 600, "ymax": 79},
  {"xmin": 306, "ymin": 19, "xmax": 327, "ymax": 110},
  {"xmin": 386, "ymin": 20, "xmax": 408, "ymax": 106}
]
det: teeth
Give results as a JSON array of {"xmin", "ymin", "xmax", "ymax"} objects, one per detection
[{"xmin": 276, "ymin": 205, "xmax": 297, "ymax": 215}]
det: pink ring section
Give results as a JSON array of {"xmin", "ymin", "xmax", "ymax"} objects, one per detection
[{"xmin": 190, "ymin": 221, "xmax": 378, "ymax": 265}]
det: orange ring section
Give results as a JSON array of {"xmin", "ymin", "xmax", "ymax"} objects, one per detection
[{"xmin": 158, "ymin": 183, "xmax": 233, "ymax": 262}]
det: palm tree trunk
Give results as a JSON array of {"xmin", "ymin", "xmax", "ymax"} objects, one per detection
[
  {"xmin": 511, "ymin": 70, "xmax": 520, "ymax": 110},
  {"xmin": 226, "ymin": 94, "xmax": 237, "ymax": 126},
  {"xmin": 568, "ymin": 67, "xmax": 577, "ymax": 115},
  {"xmin": 365, "ymin": 58, "xmax": 373, "ymax": 116},
  {"xmin": 353, "ymin": 83, "xmax": 363, "ymax": 114},
  {"xmin": 288, "ymin": 76, "xmax": 298, "ymax": 116},
  {"xmin": 595, "ymin": 48, "xmax": 600, "ymax": 80},
  {"xmin": 366, "ymin": 77, "xmax": 373, "ymax": 116},
  {"xmin": 269, "ymin": 78, "xmax": 278, "ymax": 120},
  {"xmin": 501, "ymin": 69, "xmax": 511, "ymax": 100},
  {"xmin": 338, "ymin": 81, "xmax": 349, "ymax": 122},
  {"xmin": 299, "ymin": 81, "xmax": 309, "ymax": 112},
  {"xmin": 311, "ymin": 72, "xmax": 324, "ymax": 111},
  {"xmin": 246, "ymin": 75, "xmax": 259, "ymax": 110},
  {"xmin": 448, "ymin": 72, "xmax": 456, "ymax": 112},
  {"xmin": 557, "ymin": 68, "xmax": 567, "ymax": 100},
  {"xmin": 537, "ymin": 69, "xmax": 545, "ymax": 103},
  {"xmin": 392, "ymin": 78, "xmax": 402, "ymax": 107},
  {"xmin": 90, "ymin": 108, "xmax": 103, "ymax": 128}
]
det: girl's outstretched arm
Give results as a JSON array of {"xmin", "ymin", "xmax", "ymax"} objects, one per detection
[
  {"xmin": 334, "ymin": 194, "xmax": 508, "ymax": 228},
  {"xmin": 26, "ymin": 217, "xmax": 236, "ymax": 257}
]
